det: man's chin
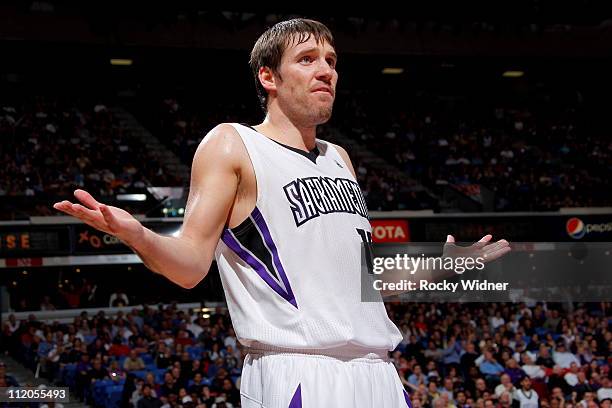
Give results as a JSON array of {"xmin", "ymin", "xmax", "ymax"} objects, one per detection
[{"xmin": 314, "ymin": 106, "xmax": 333, "ymax": 125}]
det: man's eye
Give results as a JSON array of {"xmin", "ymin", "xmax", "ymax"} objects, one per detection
[{"xmin": 300, "ymin": 56, "xmax": 313, "ymax": 63}]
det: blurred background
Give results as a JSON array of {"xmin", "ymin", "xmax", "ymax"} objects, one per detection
[{"xmin": 0, "ymin": 2, "xmax": 610, "ymax": 408}]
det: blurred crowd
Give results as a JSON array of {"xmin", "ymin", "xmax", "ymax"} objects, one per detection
[
  {"xmin": 2, "ymin": 301, "xmax": 609, "ymax": 408},
  {"xmin": 336, "ymin": 89, "xmax": 611, "ymax": 211},
  {"xmin": 0, "ymin": 96, "xmax": 178, "ymax": 218},
  {"xmin": 2, "ymin": 87, "xmax": 611, "ymax": 217}
]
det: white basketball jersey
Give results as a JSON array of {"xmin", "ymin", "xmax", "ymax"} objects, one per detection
[{"xmin": 214, "ymin": 123, "xmax": 402, "ymax": 353}]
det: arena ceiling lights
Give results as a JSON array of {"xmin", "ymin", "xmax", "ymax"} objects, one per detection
[
  {"xmin": 382, "ymin": 67, "xmax": 404, "ymax": 74},
  {"xmin": 502, "ymin": 70, "xmax": 524, "ymax": 78},
  {"xmin": 110, "ymin": 58, "xmax": 133, "ymax": 66}
]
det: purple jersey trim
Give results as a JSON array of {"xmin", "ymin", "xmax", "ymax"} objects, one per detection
[
  {"xmin": 222, "ymin": 228, "xmax": 297, "ymax": 308},
  {"xmin": 251, "ymin": 207, "xmax": 297, "ymax": 307},
  {"xmin": 404, "ymin": 390, "xmax": 412, "ymax": 408}
]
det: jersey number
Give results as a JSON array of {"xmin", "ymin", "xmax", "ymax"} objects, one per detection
[{"xmin": 356, "ymin": 228, "xmax": 374, "ymax": 274}]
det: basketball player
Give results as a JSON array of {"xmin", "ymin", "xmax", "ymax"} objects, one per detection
[{"xmin": 54, "ymin": 19, "xmax": 510, "ymax": 407}]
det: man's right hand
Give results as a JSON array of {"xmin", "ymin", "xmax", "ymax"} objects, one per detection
[{"xmin": 53, "ymin": 189, "xmax": 144, "ymax": 245}]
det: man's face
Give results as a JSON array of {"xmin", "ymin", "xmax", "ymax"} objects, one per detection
[
  {"xmin": 457, "ymin": 392, "xmax": 466, "ymax": 404},
  {"xmin": 522, "ymin": 377, "xmax": 532, "ymax": 390},
  {"xmin": 269, "ymin": 35, "xmax": 338, "ymax": 126}
]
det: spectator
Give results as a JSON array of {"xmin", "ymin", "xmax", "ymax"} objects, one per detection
[
  {"xmin": 504, "ymin": 358, "xmax": 526, "ymax": 384},
  {"xmin": 495, "ymin": 373, "xmax": 517, "ymax": 399},
  {"xmin": 515, "ymin": 377, "xmax": 539, "ymax": 408},
  {"xmin": 442, "ymin": 336, "xmax": 462, "ymax": 368},
  {"xmin": 88, "ymin": 358, "xmax": 108, "ymax": 382},
  {"xmin": 598, "ymin": 378, "xmax": 612, "ymax": 402},
  {"xmin": 124, "ymin": 349, "xmax": 146, "ymax": 372},
  {"xmin": 479, "ymin": 349, "xmax": 505, "ymax": 381},
  {"xmin": 408, "ymin": 364, "xmax": 429, "ymax": 386},
  {"xmin": 554, "ymin": 342, "xmax": 581, "ymax": 369},
  {"xmin": 159, "ymin": 371, "xmax": 179, "ymax": 398},
  {"xmin": 440, "ymin": 377, "xmax": 454, "ymax": 401},
  {"xmin": 138, "ymin": 384, "xmax": 162, "ymax": 408},
  {"xmin": 564, "ymin": 363, "xmax": 581, "ymax": 387},
  {"xmin": 537, "ymin": 345, "xmax": 555, "ymax": 369},
  {"xmin": 221, "ymin": 378, "xmax": 240, "ymax": 406},
  {"xmin": 498, "ymin": 391, "xmax": 513, "ymax": 408}
]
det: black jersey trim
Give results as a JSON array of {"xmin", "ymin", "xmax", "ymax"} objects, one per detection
[{"xmin": 242, "ymin": 123, "xmax": 320, "ymax": 164}]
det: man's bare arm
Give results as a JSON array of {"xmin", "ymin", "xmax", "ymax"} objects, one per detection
[{"xmin": 53, "ymin": 124, "xmax": 244, "ymax": 289}]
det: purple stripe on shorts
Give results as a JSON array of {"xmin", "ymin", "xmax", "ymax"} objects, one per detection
[
  {"xmin": 251, "ymin": 207, "xmax": 297, "ymax": 308},
  {"xmin": 403, "ymin": 390, "xmax": 412, "ymax": 408},
  {"xmin": 288, "ymin": 384, "xmax": 302, "ymax": 408},
  {"xmin": 222, "ymin": 229, "xmax": 296, "ymax": 307}
]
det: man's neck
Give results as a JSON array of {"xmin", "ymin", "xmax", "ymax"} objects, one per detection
[{"xmin": 254, "ymin": 105, "xmax": 317, "ymax": 151}]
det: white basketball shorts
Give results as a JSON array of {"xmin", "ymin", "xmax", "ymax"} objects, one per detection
[{"xmin": 239, "ymin": 348, "xmax": 413, "ymax": 408}]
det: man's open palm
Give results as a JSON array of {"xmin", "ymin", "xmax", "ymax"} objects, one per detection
[{"xmin": 53, "ymin": 189, "xmax": 144, "ymax": 243}]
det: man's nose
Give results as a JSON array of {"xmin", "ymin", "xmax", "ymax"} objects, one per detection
[{"xmin": 315, "ymin": 60, "xmax": 334, "ymax": 82}]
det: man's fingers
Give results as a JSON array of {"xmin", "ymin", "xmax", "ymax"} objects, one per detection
[
  {"xmin": 53, "ymin": 201, "xmax": 109, "ymax": 231},
  {"xmin": 53, "ymin": 200, "xmax": 69, "ymax": 211},
  {"xmin": 74, "ymin": 189, "xmax": 101, "ymax": 210},
  {"xmin": 472, "ymin": 234, "xmax": 493, "ymax": 249},
  {"xmin": 70, "ymin": 203, "xmax": 103, "ymax": 223},
  {"xmin": 479, "ymin": 234, "xmax": 493, "ymax": 242},
  {"xmin": 100, "ymin": 204, "xmax": 114, "ymax": 222},
  {"xmin": 483, "ymin": 245, "xmax": 512, "ymax": 262},
  {"xmin": 53, "ymin": 200, "xmax": 80, "ymax": 216},
  {"xmin": 482, "ymin": 239, "xmax": 510, "ymax": 254},
  {"xmin": 482, "ymin": 240, "xmax": 511, "ymax": 260}
]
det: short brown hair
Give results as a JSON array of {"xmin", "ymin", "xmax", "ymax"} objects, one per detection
[{"xmin": 249, "ymin": 18, "xmax": 335, "ymax": 112}]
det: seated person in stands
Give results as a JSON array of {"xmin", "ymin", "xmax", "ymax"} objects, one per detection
[{"xmin": 123, "ymin": 349, "xmax": 146, "ymax": 372}]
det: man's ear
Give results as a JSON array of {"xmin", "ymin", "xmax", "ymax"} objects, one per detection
[{"xmin": 258, "ymin": 66, "xmax": 277, "ymax": 95}]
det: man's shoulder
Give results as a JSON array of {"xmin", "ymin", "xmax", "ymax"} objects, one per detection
[
  {"xmin": 192, "ymin": 123, "xmax": 247, "ymax": 166},
  {"xmin": 323, "ymin": 140, "xmax": 348, "ymax": 155},
  {"xmin": 322, "ymin": 141, "xmax": 356, "ymax": 176},
  {"xmin": 204, "ymin": 123, "xmax": 242, "ymax": 142}
]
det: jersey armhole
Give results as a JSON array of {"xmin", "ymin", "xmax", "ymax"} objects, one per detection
[{"xmin": 226, "ymin": 123, "xmax": 265, "ymax": 231}]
